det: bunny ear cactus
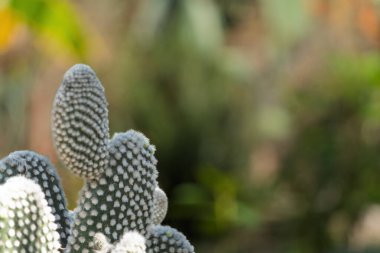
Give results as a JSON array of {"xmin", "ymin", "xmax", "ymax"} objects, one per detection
[
  {"xmin": 0, "ymin": 176, "xmax": 61, "ymax": 252},
  {"xmin": 0, "ymin": 151, "xmax": 71, "ymax": 248},
  {"xmin": 0, "ymin": 63, "xmax": 195, "ymax": 253}
]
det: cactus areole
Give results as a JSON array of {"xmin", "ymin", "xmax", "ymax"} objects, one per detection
[{"xmin": 0, "ymin": 64, "xmax": 195, "ymax": 253}]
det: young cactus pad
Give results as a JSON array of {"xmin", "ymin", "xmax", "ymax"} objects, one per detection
[
  {"xmin": 0, "ymin": 176, "xmax": 61, "ymax": 252},
  {"xmin": 146, "ymin": 225, "xmax": 195, "ymax": 253},
  {"xmin": 152, "ymin": 187, "xmax": 168, "ymax": 225}
]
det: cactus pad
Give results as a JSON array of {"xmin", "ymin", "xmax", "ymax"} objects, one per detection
[
  {"xmin": 146, "ymin": 225, "xmax": 195, "ymax": 253},
  {"xmin": 0, "ymin": 176, "xmax": 61, "ymax": 252},
  {"xmin": 66, "ymin": 130, "xmax": 158, "ymax": 252},
  {"xmin": 52, "ymin": 64, "xmax": 109, "ymax": 180}
]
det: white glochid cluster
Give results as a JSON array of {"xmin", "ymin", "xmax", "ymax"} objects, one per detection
[
  {"xmin": 0, "ymin": 176, "xmax": 61, "ymax": 253},
  {"xmin": 112, "ymin": 231, "xmax": 146, "ymax": 253},
  {"xmin": 93, "ymin": 232, "xmax": 146, "ymax": 253},
  {"xmin": 93, "ymin": 232, "xmax": 111, "ymax": 252},
  {"xmin": 52, "ymin": 64, "xmax": 109, "ymax": 180}
]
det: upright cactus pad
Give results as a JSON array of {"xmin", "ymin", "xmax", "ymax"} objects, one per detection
[
  {"xmin": 0, "ymin": 151, "xmax": 71, "ymax": 248},
  {"xmin": 52, "ymin": 64, "xmax": 109, "ymax": 180},
  {"xmin": 0, "ymin": 176, "xmax": 61, "ymax": 252},
  {"xmin": 66, "ymin": 130, "xmax": 158, "ymax": 252}
]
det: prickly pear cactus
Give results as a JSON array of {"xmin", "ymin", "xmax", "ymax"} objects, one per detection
[
  {"xmin": 0, "ymin": 151, "xmax": 71, "ymax": 247},
  {"xmin": 0, "ymin": 63, "xmax": 195, "ymax": 253},
  {"xmin": 0, "ymin": 176, "xmax": 61, "ymax": 252}
]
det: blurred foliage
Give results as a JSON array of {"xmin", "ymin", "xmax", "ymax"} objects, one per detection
[
  {"xmin": 4, "ymin": 0, "xmax": 380, "ymax": 253},
  {"xmin": 109, "ymin": 0, "xmax": 256, "ymax": 241},
  {"xmin": 0, "ymin": 77, "xmax": 29, "ymax": 151},
  {"xmin": 0, "ymin": 0, "xmax": 87, "ymax": 57}
]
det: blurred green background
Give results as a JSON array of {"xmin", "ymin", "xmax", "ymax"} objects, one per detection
[{"xmin": 2, "ymin": 0, "xmax": 380, "ymax": 252}]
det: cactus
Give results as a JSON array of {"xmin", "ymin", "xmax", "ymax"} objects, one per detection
[
  {"xmin": 0, "ymin": 176, "xmax": 61, "ymax": 252},
  {"xmin": 0, "ymin": 151, "xmax": 71, "ymax": 247},
  {"xmin": 0, "ymin": 64, "xmax": 195, "ymax": 253}
]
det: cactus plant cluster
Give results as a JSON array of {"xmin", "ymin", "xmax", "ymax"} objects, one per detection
[{"xmin": 0, "ymin": 64, "xmax": 195, "ymax": 253}]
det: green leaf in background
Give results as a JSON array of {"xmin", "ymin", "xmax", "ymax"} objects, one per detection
[{"xmin": 8, "ymin": 0, "xmax": 87, "ymax": 57}]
